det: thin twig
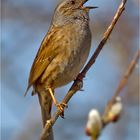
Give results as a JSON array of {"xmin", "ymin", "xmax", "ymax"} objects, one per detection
[
  {"xmin": 104, "ymin": 49, "xmax": 140, "ymax": 115},
  {"xmin": 112, "ymin": 49, "xmax": 139, "ymax": 102},
  {"xmin": 40, "ymin": 0, "xmax": 127, "ymax": 139},
  {"xmin": 81, "ymin": 0, "xmax": 127, "ymax": 76}
]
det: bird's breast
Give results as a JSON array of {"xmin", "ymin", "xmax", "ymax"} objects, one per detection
[{"xmin": 53, "ymin": 23, "xmax": 92, "ymax": 87}]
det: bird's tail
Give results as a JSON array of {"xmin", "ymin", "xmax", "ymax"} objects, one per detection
[{"xmin": 38, "ymin": 90, "xmax": 53, "ymax": 140}]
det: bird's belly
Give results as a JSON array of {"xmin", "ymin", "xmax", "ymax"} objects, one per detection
[{"xmin": 53, "ymin": 44, "xmax": 90, "ymax": 88}]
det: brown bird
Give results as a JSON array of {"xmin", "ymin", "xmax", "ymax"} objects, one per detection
[{"xmin": 25, "ymin": 0, "xmax": 97, "ymax": 139}]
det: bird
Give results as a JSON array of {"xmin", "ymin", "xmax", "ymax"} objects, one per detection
[{"xmin": 25, "ymin": 0, "xmax": 97, "ymax": 139}]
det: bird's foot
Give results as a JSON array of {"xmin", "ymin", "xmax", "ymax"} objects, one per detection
[
  {"xmin": 47, "ymin": 87, "xmax": 68, "ymax": 118},
  {"xmin": 56, "ymin": 102, "xmax": 68, "ymax": 118}
]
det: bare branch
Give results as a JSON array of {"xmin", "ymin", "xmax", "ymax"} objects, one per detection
[{"xmin": 40, "ymin": 0, "xmax": 127, "ymax": 139}]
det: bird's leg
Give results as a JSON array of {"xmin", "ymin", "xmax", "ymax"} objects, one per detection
[
  {"xmin": 47, "ymin": 87, "xmax": 67, "ymax": 118},
  {"xmin": 48, "ymin": 88, "xmax": 58, "ymax": 106}
]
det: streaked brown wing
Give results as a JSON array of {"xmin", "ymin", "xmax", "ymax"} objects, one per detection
[{"xmin": 25, "ymin": 26, "xmax": 61, "ymax": 93}]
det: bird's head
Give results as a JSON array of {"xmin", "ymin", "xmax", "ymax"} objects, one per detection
[
  {"xmin": 56, "ymin": 0, "xmax": 98, "ymax": 13},
  {"xmin": 52, "ymin": 0, "xmax": 98, "ymax": 26}
]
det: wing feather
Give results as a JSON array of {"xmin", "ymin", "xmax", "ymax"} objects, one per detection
[{"xmin": 25, "ymin": 26, "xmax": 62, "ymax": 94}]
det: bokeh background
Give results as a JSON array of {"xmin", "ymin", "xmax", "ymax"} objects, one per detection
[{"xmin": 1, "ymin": 0, "xmax": 139, "ymax": 140}]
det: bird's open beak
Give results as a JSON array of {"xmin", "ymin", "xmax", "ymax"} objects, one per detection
[{"xmin": 80, "ymin": 5, "xmax": 98, "ymax": 12}]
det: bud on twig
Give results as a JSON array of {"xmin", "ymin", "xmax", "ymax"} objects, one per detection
[
  {"xmin": 86, "ymin": 110, "xmax": 102, "ymax": 139},
  {"xmin": 106, "ymin": 97, "xmax": 123, "ymax": 122}
]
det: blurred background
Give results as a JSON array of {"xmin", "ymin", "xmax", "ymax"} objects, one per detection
[{"xmin": 1, "ymin": 0, "xmax": 139, "ymax": 140}]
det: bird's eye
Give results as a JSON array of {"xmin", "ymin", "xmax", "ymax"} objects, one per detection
[{"xmin": 71, "ymin": 0, "xmax": 75, "ymax": 4}]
